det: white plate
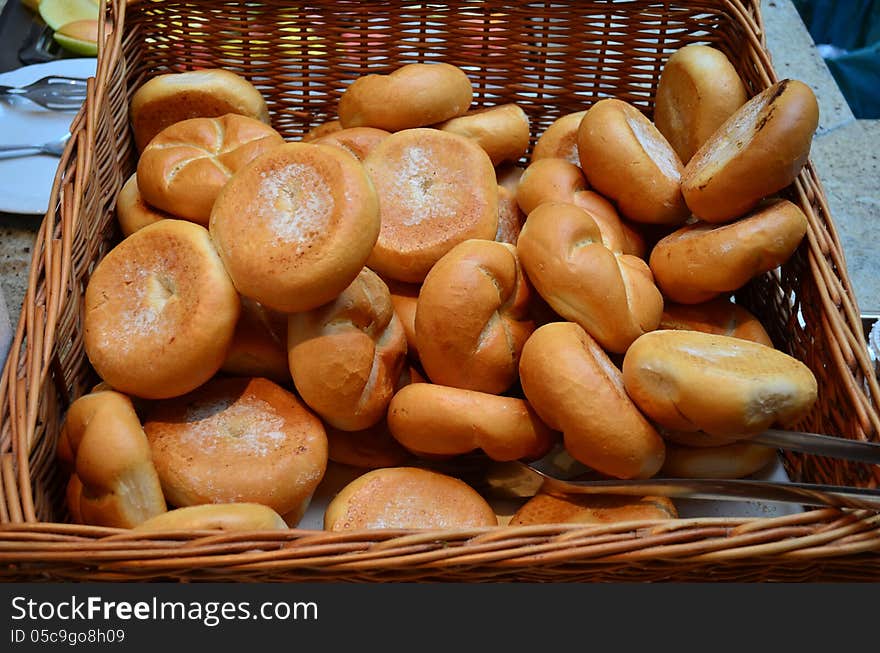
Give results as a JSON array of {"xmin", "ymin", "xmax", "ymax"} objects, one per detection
[{"xmin": 0, "ymin": 58, "xmax": 97, "ymax": 215}]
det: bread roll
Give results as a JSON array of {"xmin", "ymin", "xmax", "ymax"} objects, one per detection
[
  {"xmin": 133, "ymin": 503, "xmax": 288, "ymax": 532},
  {"xmin": 324, "ymin": 467, "xmax": 497, "ymax": 530},
  {"xmin": 58, "ymin": 391, "xmax": 166, "ymax": 528},
  {"xmin": 137, "ymin": 114, "xmax": 284, "ymax": 225},
  {"xmin": 209, "ymin": 141, "xmax": 380, "ymax": 313},
  {"xmin": 660, "ymin": 296, "xmax": 773, "ymax": 347},
  {"xmin": 144, "ymin": 377, "xmax": 328, "ymax": 523},
  {"xmin": 339, "ymin": 62, "xmax": 473, "ymax": 131},
  {"xmin": 649, "ymin": 199, "xmax": 808, "ymax": 304},
  {"xmin": 577, "ymin": 98, "xmax": 688, "ymax": 225},
  {"xmin": 660, "ymin": 441, "xmax": 778, "ymax": 478},
  {"xmin": 83, "ymin": 220, "xmax": 240, "ymax": 399},
  {"xmin": 519, "ymin": 322, "xmax": 666, "ymax": 479},
  {"xmin": 130, "ymin": 68, "xmax": 270, "ymax": 151},
  {"xmin": 622, "ymin": 330, "xmax": 818, "ymax": 438},
  {"xmin": 313, "ymin": 126, "xmax": 390, "ymax": 160},
  {"xmin": 415, "ymin": 240, "xmax": 534, "ymax": 394},
  {"xmin": 387, "ymin": 383, "xmax": 554, "ymax": 461},
  {"xmin": 363, "ymin": 128, "xmax": 498, "ymax": 282},
  {"xmin": 116, "ymin": 173, "xmax": 172, "ymax": 237},
  {"xmin": 517, "ymin": 202, "xmax": 663, "ymax": 354},
  {"xmin": 516, "ymin": 158, "xmax": 588, "ymax": 216},
  {"xmin": 681, "ymin": 79, "xmax": 819, "ymax": 222},
  {"xmin": 510, "ymin": 493, "xmax": 677, "ymax": 526},
  {"xmin": 654, "ymin": 45, "xmax": 748, "ymax": 163},
  {"xmin": 531, "ymin": 110, "xmax": 587, "ymax": 165},
  {"xmin": 288, "ymin": 267, "xmax": 407, "ymax": 431},
  {"xmin": 221, "ymin": 296, "xmax": 290, "ymax": 384},
  {"xmin": 436, "ymin": 103, "xmax": 530, "ymax": 165},
  {"xmin": 302, "ymin": 119, "xmax": 342, "ymax": 142}
]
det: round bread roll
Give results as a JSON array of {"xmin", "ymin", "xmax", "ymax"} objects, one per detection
[
  {"xmin": 58, "ymin": 390, "xmax": 167, "ymax": 528},
  {"xmin": 385, "ymin": 279, "xmax": 421, "ymax": 361},
  {"xmin": 660, "ymin": 296, "xmax": 773, "ymax": 347},
  {"xmin": 654, "ymin": 44, "xmax": 748, "ymax": 164},
  {"xmin": 649, "ymin": 198, "xmax": 808, "ymax": 304},
  {"xmin": 495, "ymin": 183, "xmax": 526, "ymax": 245},
  {"xmin": 519, "ymin": 322, "xmax": 666, "ymax": 479},
  {"xmin": 116, "ymin": 173, "xmax": 172, "ymax": 237},
  {"xmin": 313, "ymin": 126, "xmax": 390, "ymax": 160},
  {"xmin": 660, "ymin": 441, "xmax": 778, "ymax": 479},
  {"xmin": 83, "ymin": 220, "xmax": 240, "ymax": 399},
  {"xmin": 516, "ymin": 158, "xmax": 588, "ymax": 216},
  {"xmin": 510, "ymin": 493, "xmax": 677, "ymax": 526},
  {"xmin": 387, "ymin": 383, "xmax": 554, "ymax": 461},
  {"xmin": 221, "ymin": 297, "xmax": 290, "ymax": 384},
  {"xmin": 531, "ymin": 110, "xmax": 587, "ymax": 165},
  {"xmin": 209, "ymin": 141, "xmax": 380, "ymax": 313},
  {"xmin": 302, "ymin": 119, "xmax": 342, "ymax": 142},
  {"xmin": 288, "ymin": 267, "xmax": 407, "ymax": 431},
  {"xmin": 622, "ymin": 329, "xmax": 818, "ymax": 438},
  {"xmin": 130, "ymin": 68, "xmax": 270, "ymax": 152},
  {"xmin": 681, "ymin": 79, "xmax": 819, "ymax": 222},
  {"xmin": 577, "ymin": 98, "xmax": 688, "ymax": 225},
  {"xmin": 435, "ymin": 103, "xmax": 530, "ymax": 165},
  {"xmin": 137, "ymin": 114, "xmax": 284, "ymax": 225},
  {"xmin": 326, "ymin": 420, "xmax": 412, "ymax": 470},
  {"xmin": 338, "ymin": 62, "xmax": 473, "ymax": 131},
  {"xmin": 517, "ymin": 202, "xmax": 663, "ymax": 354},
  {"xmin": 133, "ymin": 503, "xmax": 288, "ymax": 532},
  {"xmin": 363, "ymin": 128, "xmax": 498, "ymax": 282},
  {"xmin": 324, "ymin": 467, "xmax": 497, "ymax": 530},
  {"xmin": 415, "ymin": 239, "xmax": 534, "ymax": 394},
  {"xmin": 144, "ymin": 377, "xmax": 328, "ymax": 523}
]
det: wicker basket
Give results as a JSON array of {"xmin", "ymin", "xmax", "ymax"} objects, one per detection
[{"xmin": 1, "ymin": 0, "xmax": 879, "ymax": 582}]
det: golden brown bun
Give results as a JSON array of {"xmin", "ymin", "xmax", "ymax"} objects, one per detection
[
  {"xmin": 324, "ymin": 467, "xmax": 497, "ymax": 530},
  {"xmin": 415, "ymin": 240, "xmax": 534, "ymax": 393},
  {"xmin": 517, "ymin": 203, "xmax": 663, "ymax": 354},
  {"xmin": 622, "ymin": 329, "xmax": 818, "ymax": 438},
  {"xmin": 516, "ymin": 158, "xmax": 588, "ymax": 216},
  {"xmin": 577, "ymin": 98, "xmax": 688, "ymax": 225},
  {"xmin": 209, "ymin": 142, "xmax": 380, "ymax": 313},
  {"xmin": 58, "ymin": 391, "xmax": 166, "ymax": 528},
  {"xmin": 221, "ymin": 297, "xmax": 290, "ymax": 384},
  {"xmin": 681, "ymin": 79, "xmax": 819, "ymax": 222},
  {"xmin": 531, "ymin": 110, "xmax": 587, "ymax": 165},
  {"xmin": 288, "ymin": 268, "xmax": 407, "ymax": 431},
  {"xmin": 495, "ymin": 184, "xmax": 526, "ymax": 245},
  {"xmin": 326, "ymin": 420, "xmax": 412, "ymax": 469},
  {"xmin": 302, "ymin": 119, "xmax": 342, "ymax": 142},
  {"xmin": 510, "ymin": 493, "xmax": 677, "ymax": 526},
  {"xmin": 436, "ymin": 103, "xmax": 530, "ymax": 165},
  {"xmin": 116, "ymin": 173, "xmax": 172, "ymax": 237},
  {"xmin": 130, "ymin": 69, "xmax": 270, "ymax": 152},
  {"xmin": 137, "ymin": 114, "xmax": 284, "ymax": 225},
  {"xmin": 387, "ymin": 383, "xmax": 555, "ymax": 461},
  {"xmin": 660, "ymin": 296, "xmax": 773, "ymax": 347},
  {"xmin": 660, "ymin": 441, "xmax": 777, "ymax": 478},
  {"xmin": 338, "ymin": 62, "xmax": 473, "ymax": 131},
  {"xmin": 654, "ymin": 45, "xmax": 748, "ymax": 164},
  {"xmin": 313, "ymin": 126, "xmax": 390, "ymax": 160},
  {"xmin": 649, "ymin": 199, "xmax": 808, "ymax": 304},
  {"xmin": 385, "ymin": 279, "xmax": 421, "ymax": 361},
  {"xmin": 133, "ymin": 503, "xmax": 288, "ymax": 532},
  {"xmin": 519, "ymin": 322, "xmax": 666, "ymax": 479},
  {"xmin": 363, "ymin": 128, "xmax": 498, "ymax": 282},
  {"xmin": 83, "ymin": 220, "xmax": 240, "ymax": 399},
  {"xmin": 144, "ymin": 377, "xmax": 328, "ymax": 521}
]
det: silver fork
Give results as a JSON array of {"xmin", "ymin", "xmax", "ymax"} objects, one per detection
[
  {"xmin": 0, "ymin": 133, "xmax": 71, "ymax": 159},
  {"xmin": 0, "ymin": 76, "xmax": 88, "ymax": 111}
]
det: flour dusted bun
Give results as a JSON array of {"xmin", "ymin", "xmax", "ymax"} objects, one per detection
[
  {"xmin": 660, "ymin": 296, "xmax": 773, "ymax": 347},
  {"xmin": 338, "ymin": 62, "xmax": 473, "ymax": 131},
  {"xmin": 531, "ymin": 110, "xmax": 587, "ymax": 165},
  {"xmin": 681, "ymin": 79, "xmax": 819, "ymax": 222},
  {"xmin": 654, "ymin": 45, "xmax": 748, "ymax": 163},
  {"xmin": 144, "ymin": 377, "xmax": 328, "ymax": 524},
  {"xmin": 58, "ymin": 390, "xmax": 166, "ymax": 528},
  {"xmin": 313, "ymin": 126, "xmax": 390, "ymax": 160},
  {"xmin": 436, "ymin": 103, "xmax": 530, "ymax": 165},
  {"xmin": 510, "ymin": 493, "xmax": 677, "ymax": 526},
  {"xmin": 210, "ymin": 142, "xmax": 380, "ymax": 313},
  {"xmin": 221, "ymin": 297, "xmax": 290, "ymax": 384},
  {"xmin": 660, "ymin": 441, "xmax": 778, "ymax": 479},
  {"xmin": 324, "ymin": 467, "xmax": 497, "ymax": 530},
  {"xmin": 130, "ymin": 68, "xmax": 270, "ymax": 151},
  {"xmin": 116, "ymin": 173, "xmax": 172, "ymax": 237},
  {"xmin": 83, "ymin": 220, "xmax": 240, "ymax": 399},
  {"xmin": 133, "ymin": 503, "xmax": 287, "ymax": 532}
]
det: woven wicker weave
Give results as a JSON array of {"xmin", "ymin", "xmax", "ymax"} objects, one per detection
[{"xmin": 1, "ymin": 0, "xmax": 879, "ymax": 582}]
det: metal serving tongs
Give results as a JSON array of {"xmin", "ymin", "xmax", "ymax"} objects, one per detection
[{"xmin": 0, "ymin": 76, "xmax": 88, "ymax": 111}]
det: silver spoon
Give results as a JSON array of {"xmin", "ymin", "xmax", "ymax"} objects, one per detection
[{"xmin": 0, "ymin": 133, "xmax": 71, "ymax": 159}]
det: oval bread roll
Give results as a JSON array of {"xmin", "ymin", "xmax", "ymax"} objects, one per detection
[
  {"xmin": 660, "ymin": 296, "xmax": 773, "ymax": 347},
  {"xmin": 622, "ymin": 330, "xmax": 818, "ymax": 438},
  {"xmin": 387, "ymin": 383, "xmax": 555, "ymax": 461},
  {"xmin": 649, "ymin": 199, "xmax": 808, "ymax": 304},
  {"xmin": 681, "ymin": 79, "xmax": 819, "ymax": 222},
  {"xmin": 313, "ymin": 126, "xmax": 390, "ymax": 160},
  {"xmin": 510, "ymin": 493, "xmax": 677, "ymax": 526},
  {"xmin": 531, "ymin": 110, "xmax": 587, "ymax": 165},
  {"xmin": 436, "ymin": 103, "xmax": 530, "ymax": 165},
  {"xmin": 115, "ymin": 173, "xmax": 172, "ymax": 237},
  {"xmin": 577, "ymin": 98, "xmax": 688, "ymax": 225},
  {"xmin": 519, "ymin": 322, "xmax": 666, "ymax": 479},
  {"xmin": 660, "ymin": 441, "xmax": 778, "ymax": 478},
  {"xmin": 339, "ymin": 62, "xmax": 473, "ymax": 131},
  {"xmin": 133, "ymin": 503, "xmax": 288, "ymax": 532},
  {"xmin": 654, "ymin": 44, "xmax": 748, "ymax": 163}
]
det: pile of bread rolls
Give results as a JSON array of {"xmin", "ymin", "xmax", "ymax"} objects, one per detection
[{"xmin": 62, "ymin": 44, "xmax": 822, "ymax": 533}]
